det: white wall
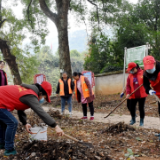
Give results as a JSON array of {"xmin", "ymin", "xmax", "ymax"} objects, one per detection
[{"xmin": 95, "ymin": 72, "xmax": 128, "ymax": 95}]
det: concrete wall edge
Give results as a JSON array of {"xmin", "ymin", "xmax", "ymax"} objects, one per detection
[{"xmin": 95, "ymin": 70, "xmax": 124, "ymax": 77}]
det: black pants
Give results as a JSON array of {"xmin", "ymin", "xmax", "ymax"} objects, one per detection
[
  {"xmin": 158, "ymin": 103, "xmax": 160, "ymax": 116},
  {"xmin": 82, "ymin": 101, "xmax": 94, "ymax": 117},
  {"xmin": 130, "ymin": 98, "xmax": 146, "ymax": 119},
  {"xmin": 127, "ymin": 99, "xmax": 131, "ymax": 112}
]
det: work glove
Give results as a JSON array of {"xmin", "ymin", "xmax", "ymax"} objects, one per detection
[
  {"xmin": 149, "ymin": 89, "xmax": 156, "ymax": 95},
  {"xmin": 120, "ymin": 92, "xmax": 124, "ymax": 98}
]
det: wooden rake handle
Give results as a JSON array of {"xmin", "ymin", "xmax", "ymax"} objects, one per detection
[
  {"xmin": 64, "ymin": 134, "xmax": 79, "ymax": 142},
  {"xmin": 153, "ymin": 94, "xmax": 160, "ymax": 103},
  {"xmin": 104, "ymin": 84, "xmax": 143, "ymax": 118}
]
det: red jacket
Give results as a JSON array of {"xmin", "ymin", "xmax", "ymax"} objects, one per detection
[
  {"xmin": 149, "ymin": 72, "xmax": 160, "ymax": 98},
  {"xmin": 126, "ymin": 69, "xmax": 147, "ymax": 99},
  {"xmin": 0, "ymin": 85, "xmax": 38, "ymax": 111}
]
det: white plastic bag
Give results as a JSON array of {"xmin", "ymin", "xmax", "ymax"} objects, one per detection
[{"xmin": 29, "ymin": 126, "xmax": 48, "ymax": 141}]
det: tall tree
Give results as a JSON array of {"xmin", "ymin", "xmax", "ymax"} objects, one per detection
[
  {"xmin": 39, "ymin": 0, "xmax": 72, "ymax": 77},
  {"xmin": 0, "ymin": 0, "xmax": 22, "ymax": 84},
  {"xmin": 21, "ymin": 0, "xmax": 124, "ymax": 77},
  {"xmin": 134, "ymin": 0, "xmax": 160, "ymax": 58},
  {"xmin": 0, "ymin": 1, "xmax": 41, "ymax": 84}
]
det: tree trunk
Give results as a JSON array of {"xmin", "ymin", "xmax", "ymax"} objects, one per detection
[
  {"xmin": 56, "ymin": 0, "xmax": 72, "ymax": 77},
  {"xmin": 39, "ymin": 0, "xmax": 72, "ymax": 78},
  {"xmin": 0, "ymin": 39, "xmax": 22, "ymax": 84}
]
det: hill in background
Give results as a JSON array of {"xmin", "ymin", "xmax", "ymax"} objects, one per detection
[
  {"xmin": 69, "ymin": 30, "xmax": 88, "ymax": 53},
  {"xmin": 50, "ymin": 30, "xmax": 88, "ymax": 54}
]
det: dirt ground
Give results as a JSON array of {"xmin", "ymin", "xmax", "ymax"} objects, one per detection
[
  {"xmin": 49, "ymin": 94, "xmax": 159, "ymax": 117},
  {"xmin": 0, "ymin": 94, "xmax": 160, "ymax": 160},
  {"xmin": 53, "ymin": 94, "xmax": 159, "ymax": 116}
]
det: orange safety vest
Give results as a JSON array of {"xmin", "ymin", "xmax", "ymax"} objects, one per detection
[
  {"xmin": 128, "ymin": 70, "xmax": 147, "ymax": 99},
  {"xmin": 74, "ymin": 76, "xmax": 94, "ymax": 101},
  {"xmin": 59, "ymin": 79, "xmax": 72, "ymax": 96}
]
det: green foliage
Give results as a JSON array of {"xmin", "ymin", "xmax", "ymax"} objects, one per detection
[
  {"xmin": 70, "ymin": 50, "xmax": 84, "ymax": 72},
  {"xmin": 84, "ymin": 0, "xmax": 160, "ymax": 74},
  {"xmin": 114, "ymin": 0, "xmax": 160, "ymax": 60},
  {"xmin": 115, "ymin": 17, "xmax": 149, "ymax": 49},
  {"xmin": 125, "ymin": 148, "xmax": 139, "ymax": 158},
  {"xmin": 84, "ymin": 33, "xmax": 123, "ymax": 74},
  {"xmin": 133, "ymin": 0, "xmax": 160, "ymax": 59},
  {"xmin": 37, "ymin": 46, "xmax": 59, "ymax": 91},
  {"xmin": 70, "ymin": 50, "xmax": 81, "ymax": 57},
  {"xmin": 20, "ymin": 0, "xmax": 49, "ymax": 47},
  {"xmin": 101, "ymin": 65, "xmax": 123, "ymax": 73},
  {"xmin": 37, "ymin": 46, "xmax": 85, "ymax": 91},
  {"xmin": 136, "ymin": 137, "xmax": 143, "ymax": 141},
  {"xmin": 0, "ymin": 5, "xmax": 39, "ymax": 84}
]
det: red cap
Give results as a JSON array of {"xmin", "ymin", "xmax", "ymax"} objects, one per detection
[
  {"xmin": 127, "ymin": 62, "xmax": 137, "ymax": 72},
  {"xmin": 41, "ymin": 81, "xmax": 52, "ymax": 103},
  {"xmin": 143, "ymin": 56, "xmax": 155, "ymax": 70}
]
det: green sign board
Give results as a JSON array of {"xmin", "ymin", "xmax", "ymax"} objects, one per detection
[{"xmin": 126, "ymin": 45, "xmax": 146, "ymax": 68}]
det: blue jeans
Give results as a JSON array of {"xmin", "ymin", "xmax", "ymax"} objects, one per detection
[
  {"xmin": 61, "ymin": 96, "xmax": 72, "ymax": 113},
  {"xmin": 0, "ymin": 109, "xmax": 18, "ymax": 150}
]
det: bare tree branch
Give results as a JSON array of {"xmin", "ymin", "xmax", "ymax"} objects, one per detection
[
  {"xmin": 87, "ymin": 0, "xmax": 100, "ymax": 30},
  {"xmin": 69, "ymin": 0, "xmax": 72, "ymax": 10},
  {"xmin": 0, "ymin": 0, "xmax": 2, "ymax": 22},
  {"xmin": 27, "ymin": 0, "xmax": 34, "ymax": 29},
  {"xmin": 101, "ymin": 0, "xmax": 104, "ymax": 9},
  {"xmin": 82, "ymin": 18, "xmax": 89, "ymax": 40},
  {"xmin": 0, "ymin": 19, "xmax": 7, "ymax": 28},
  {"xmin": 39, "ymin": 0, "xmax": 58, "ymax": 25}
]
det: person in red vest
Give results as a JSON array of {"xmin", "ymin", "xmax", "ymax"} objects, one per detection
[
  {"xmin": 73, "ymin": 72, "xmax": 95, "ymax": 120},
  {"xmin": 126, "ymin": 62, "xmax": 147, "ymax": 126},
  {"xmin": 0, "ymin": 61, "xmax": 7, "ymax": 86},
  {"xmin": 56, "ymin": 72, "xmax": 74, "ymax": 117},
  {"xmin": 0, "ymin": 81, "xmax": 64, "ymax": 156},
  {"xmin": 143, "ymin": 56, "xmax": 160, "ymax": 139}
]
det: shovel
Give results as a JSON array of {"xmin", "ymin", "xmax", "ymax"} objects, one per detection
[
  {"xmin": 104, "ymin": 84, "xmax": 143, "ymax": 118},
  {"xmin": 64, "ymin": 133, "xmax": 94, "ymax": 148},
  {"xmin": 152, "ymin": 94, "xmax": 160, "ymax": 103}
]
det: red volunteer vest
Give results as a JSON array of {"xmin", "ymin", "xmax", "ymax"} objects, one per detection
[
  {"xmin": 149, "ymin": 72, "xmax": 160, "ymax": 98},
  {"xmin": 129, "ymin": 70, "xmax": 147, "ymax": 99},
  {"xmin": 0, "ymin": 85, "xmax": 38, "ymax": 111}
]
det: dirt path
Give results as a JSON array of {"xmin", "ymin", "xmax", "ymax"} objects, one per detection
[{"xmin": 42, "ymin": 106, "xmax": 160, "ymax": 130}]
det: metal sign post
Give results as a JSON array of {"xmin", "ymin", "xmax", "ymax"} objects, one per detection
[
  {"xmin": 145, "ymin": 42, "xmax": 149, "ymax": 56},
  {"xmin": 123, "ymin": 47, "xmax": 127, "ymax": 89}
]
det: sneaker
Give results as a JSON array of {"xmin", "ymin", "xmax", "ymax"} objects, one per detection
[
  {"xmin": 0, "ymin": 143, "xmax": 5, "ymax": 149},
  {"xmin": 90, "ymin": 117, "xmax": 94, "ymax": 120},
  {"xmin": 139, "ymin": 118, "xmax": 144, "ymax": 127},
  {"xmin": 61, "ymin": 111, "xmax": 64, "ymax": 115},
  {"xmin": 130, "ymin": 117, "xmax": 136, "ymax": 125},
  {"xmin": 69, "ymin": 112, "xmax": 72, "ymax": 117},
  {"xmin": 155, "ymin": 133, "xmax": 160, "ymax": 137},
  {"xmin": 81, "ymin": 117, "xmax": 87, "ymax": 119},
  {"xmin": 4, "ymin": 149, "xmax": 17, "ymax": 156}
]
